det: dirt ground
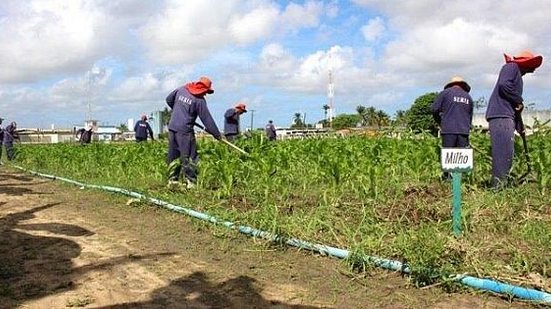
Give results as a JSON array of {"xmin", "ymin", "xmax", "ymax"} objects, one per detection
[{"xmin": 0, "ymin": 168, "xmax": 529, "ymax": 309}]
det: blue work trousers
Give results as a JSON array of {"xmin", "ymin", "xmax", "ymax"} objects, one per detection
[
  {"xmin": 167, "ymin": 130, "xmax": 198, "ymax": 183},
  {"xmin": 489, "ymin": 118, "xmax": 515, "ymax": 187}
]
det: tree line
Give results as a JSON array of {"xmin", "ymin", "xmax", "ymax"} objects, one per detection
[
  {"xmin": 292, "ymin": 93, "xmax": 492, "ymax": 132},
  {"xmin": 155, "ymin": 93, "xmax": 496, "ymax": 132}
]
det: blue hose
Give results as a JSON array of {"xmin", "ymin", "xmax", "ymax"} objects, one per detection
[{"xmin": 11, "ymin": 166, "xmax": 551, "ymax": 305}]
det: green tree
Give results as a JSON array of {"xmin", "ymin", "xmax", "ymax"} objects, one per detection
[
  {"xmin": 375, "ymin": 110, "xmax": 390, "ymax": 128},
  {"xmin": 117, "ymin": 123, "xmax": 128, "ymax": 132},
  {"xmin": 365, "ymin": 106, "xmax": 377, "ymax": 127},
  {"xmin": 356, "ymin": 105, "xmax": 367, "ymax": 126},
  {"xmin": 406, "ymin": 92, "xmax": 438, "ymax": 134},
  {"xmin": 331, "ymin": 114, "xmax": 361, "ymax": 130},
  {"xmin": 291, "ymin": 112, "xmax": 305, "ymax": 129},
  {"xmin": 393, "ymin": 110, "xmax": 408, "ymax": 126},
  {"xmin": 323, "ymin": 104, "xmax": 330, "ymax": 121},
  {"xmin": 356, "ymin": 105, "xmax": 390, "ymax": 128}
]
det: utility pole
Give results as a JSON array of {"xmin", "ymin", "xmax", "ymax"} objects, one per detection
[{"xmin": 249, "ymin": 109, "xmax": 256, "ymax": 131}]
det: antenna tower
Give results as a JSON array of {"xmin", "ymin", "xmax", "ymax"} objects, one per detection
[{"xmin": 327, "ymin": 69, "xmax": 335, "ymax": 126}]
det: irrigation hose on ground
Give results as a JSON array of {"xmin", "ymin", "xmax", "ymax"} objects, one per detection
[{"xmin": 9, "ymin": 165, "xmax": 551, "ymax": 305}]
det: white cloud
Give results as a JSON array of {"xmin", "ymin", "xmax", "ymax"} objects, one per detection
[
  {"xmin": 109, "ymin": 69, "xmax": 192, "ymax": 102},
  {"xmin": 361, "ymin": 17, "xmax": 385, "ymax": 42},
  {"xmin": 0, "ymin": 0, "xmax": 128, "ymax": 83},
  {"xmin": 110, "ymin": 74, "xmax": 161, "ymax": 102},
  {"xmin": 348, "ymin": 0, "xmax": 550, "ymax": 99},
  {"xmin": 258, "ymin": 43, "xmax": 297, "ymax": 73},
  {"xmin": 281, "ymin": 1, "xmax": 323, "ymax": 31},
  {"xmin": 139, "ymin": 0, "xmax": 236, "ymax": 64},
  {"xmin": 250, "ymin": 43, "xmax": 405, "ymax": 108},
  {"xmin": 384, "ymin": 18, "xmax": 529, "ymax": 72},
  {"xmin": 139, "ymin": 0, "xmax": 326, "ymax": 65},
  {"xmin": 229, "ymin": 4, "xmax": 279, "ymax": 45}
]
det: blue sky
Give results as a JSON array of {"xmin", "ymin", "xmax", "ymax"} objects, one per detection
[{"xmin": 1, "ymin": 0, "xmax": 550, "ymax": 129}]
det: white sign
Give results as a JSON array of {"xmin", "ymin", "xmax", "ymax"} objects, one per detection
[{"xmin": 441, "ymin": 148, "xmax": 473, "ymax": 172}]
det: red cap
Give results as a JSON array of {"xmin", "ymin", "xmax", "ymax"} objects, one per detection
[
  {"xmin": 504, "ymin": 50, "xmax": 543, "ymax": 72},
  {"xmin": 234, "ymin": 102, "xmax": 247, "ymax": 112},
  {"xmin": 186, "ymin": 76, "xmax": 214, "ymax": 95}
]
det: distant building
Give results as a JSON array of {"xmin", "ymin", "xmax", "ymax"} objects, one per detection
[
  {"xmin": 18, "ymin": 110, "xmax": 165, "ymax": 144},
  {"xmin": 18, "ymin": 129, "xmax": 75, "ymax": 144},
  {"xmin": 473, "ymin": 110, "xmax": 551, "ymax": 130},
  {"xmin": 127, "ymin": 118, "xmax": 135, "ymax": 132}
]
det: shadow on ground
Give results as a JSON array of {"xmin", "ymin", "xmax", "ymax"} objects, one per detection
[
  {"xmin": 0, "ymin": 172, "xmax": 34, "ymax": 182},
  {"xmin": 0, "ymin": 185, "xmax": 53, "ymax": 196},
  {"xmin": 97, "ymin": 271, "xmax": 325, "ymax": 309},
  {"xmin": 0, "ymin": 171, "xmax": 53, "ymax": 196},
  {"xmin": 0, "ymin": 202, "xmax": 174, "ymax": 308}
]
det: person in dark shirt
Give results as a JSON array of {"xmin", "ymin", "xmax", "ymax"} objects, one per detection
[
  {"xmin": 134, "ymin": 114, "xmax": 154, "ymax": 142},
  {"xmin": 2, "ymin": 121, "xmax": 18, "ymax": 161},
  {"xmin": 165, "ymin": 76, "xmax": 222, "ymax": 189},
  {"xmin": 432, "ymin": 76, "xmax": 474, "ymax": 147},
  {"xmin": 485, "ymin": 50, "xmax": 543, "ymax": 188},
  {"xmin": 432, "ymin": 76, "xmax": 473, "ymax": 180},
  {"xmin": 224, "ymin": 103, "xmax": 247, "ymax": 142},
  {"xmin": 76, "ymin": 125, "xmax": 93, "ymax": 145},
  {"xmin": 265, "ymin": 120, "xmax": 277, "ymax": 141}
]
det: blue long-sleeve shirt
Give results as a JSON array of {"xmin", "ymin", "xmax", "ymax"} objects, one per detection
[
  {"xmin": 134, "ymin": 120, "xmax": 154, "ymax": 140},
  {"xmin": 265, "ymin": 123, "xmax": 276, "ymax": 138},
  {"xmin": 486, "ymin": 62, "xmax": 524, "ymax": 120},
  {"xmin": 2, "ymin": 123, "xmax": 17, "ymax": 144},
  {"xmin": 431, "ymin": 86, "xmax": 473, "ymax": 135},
  {"xmin": 165, "ymin": 86, "xmax": 221, "ymax": 138},
  {"xmin": 224, "ymin": 108, "xmax": 241, "ymax": 135}
]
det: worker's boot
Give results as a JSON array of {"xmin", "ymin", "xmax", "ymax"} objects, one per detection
[
  {"xmin": 186, "ymin": 179, "xmax": 196, "ymax": 189},
  {"xmin": 167, "ymin": 179, "xmax": 181, "ymax": 190}
]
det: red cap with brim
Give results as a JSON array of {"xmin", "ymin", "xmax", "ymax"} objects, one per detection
[
  {"xmin": 504, "ymin": 51, "xmax": 543, "ymax": 72},
  {"xmin": 186, "ymin": 76, "xmax": 214, "ymax": 95},
  {"xmin": 235, "ymin": 102, "xmax": 247, "ymax": 112}
]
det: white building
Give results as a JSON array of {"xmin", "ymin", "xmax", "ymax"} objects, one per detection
[{"xmin": 472, "ymin": 110, "xmax": 551, "ymax": 130}]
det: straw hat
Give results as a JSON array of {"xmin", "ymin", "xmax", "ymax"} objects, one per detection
[{"xmin": 444, "ymin": 76, "xmax": 471, "ymax": 93}]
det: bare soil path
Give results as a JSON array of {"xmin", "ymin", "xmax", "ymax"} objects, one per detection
[{"xmin": 0, "ymin": 168, "xmax": 524, "ymax": 308}]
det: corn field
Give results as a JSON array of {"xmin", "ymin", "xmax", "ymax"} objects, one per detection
[{"xmin": 13, "ymin": 128, "xmax": 551, "ymax": 287}]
